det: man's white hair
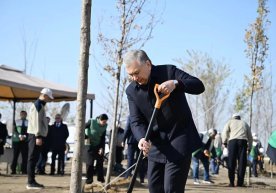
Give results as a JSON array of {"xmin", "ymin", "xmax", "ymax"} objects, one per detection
[{"xmin": 123, "ymin": 50, "xmax": 151, "ymax": 67}]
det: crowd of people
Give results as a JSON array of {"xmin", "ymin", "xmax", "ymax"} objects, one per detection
[
  {"xmin": 0, "ymin": 50, "xmax": 275, "ymax": 193},
  {"xmin": 0, "ymin": 88, "xmax": 69, "ymax": 189}
]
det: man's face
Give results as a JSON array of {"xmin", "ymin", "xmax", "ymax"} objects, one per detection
[
  {"xmin": 99, "ymin": 119, "xmax": 107, "ymax": 127},
  {"xmin": 55, "ymin": 116, "xmax": 62, "ymax": 123},
  {"xmin": 20, "ymin": 112, "xmax": 27, "ymax": 119},
  {"xmin": 126, "ymin": 60, "xmax": 151, "ymax": 85},
  {"xmin": 41, "ymin": 94, "xmax": 52, "ymax": 102}
]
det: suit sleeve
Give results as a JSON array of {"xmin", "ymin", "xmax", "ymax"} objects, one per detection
[
  {"xmin": 65, "ymin": 125, "xmax": 69, "ymax": 140},
  {"xmin": 1, "ymin": 124, "xmax": 8, "ymax": 144},
  {"xmin": 170, "ymin": 65, "xmax": 205, "ymax": 95},
  {"xmin": 123, "ymin": 117, "xmax": 131, "ymax": 143},
  {"xmin": 100, "ymin": 131, "xmax": 106, "ymax": 149},
  {"xmin": 127, "ymin": 92, "xmax": 147, "ymax": 142}
]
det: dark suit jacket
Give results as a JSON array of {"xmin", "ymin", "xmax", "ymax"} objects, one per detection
[
  {"xmin": 48, "ymin": 122, "xmax": 69, "ymax": 151},
  {"xmin": 123, "ymin": 116, "xmax": 138, "ymax": 145},
  {"xmin": 0, "ymin": 122, "xmax": 8, "ymax": 155},
  {"xmin": 126, "ymin": 64, "xmax": 204, "ymax": 163}
]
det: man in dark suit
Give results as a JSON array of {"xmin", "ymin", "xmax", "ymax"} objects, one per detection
[
  {"xmin": 48, "ymin": 114, "xmax": 69, "ymax": 175},
  {"xmin": 0, "ymin": 113, "xmax": 8, "ymax": 162},
  {"xmin": 124, "ymin": 50, "xmax": 205, "ymax": 193}
]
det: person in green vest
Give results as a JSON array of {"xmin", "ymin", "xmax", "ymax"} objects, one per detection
[
  {"xmin": 249, "ymin": 133, "xmax": 262, "ymax": 177},
  {"xmin": 266, "ymin": 130, "xmax": 276, "ymax": 164},
  {"xmin": 11, "ymin": 110, "xmax": 29, "ymax": 174},
  {"xmin": 85, "ymin": 114, "xmax": 108, "ymax": 184}
]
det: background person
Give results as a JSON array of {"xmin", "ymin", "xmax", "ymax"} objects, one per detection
[
  {"xmin": 26, "ymin": 88, "xmax": 53, "ymax": 189},
  {"xmin": 122, "ymin": 116, "xmax": 147, "ymax": 183},
  {"xmin": 0, "ymin": 113, "xmax": 8, "ymax": 164},
  {"xmin": 36, "ymin": 116, "xmax": 51, "ymax": 175},
  {"xmin": 84, "ymin": 114, "xmax": 108, "ymax": 184},
  {"xmin": 11, "ymin": 110, "xmax": 29, "ymax": 174},
  {"xmin": 192, "ymin": 129, "xmax": 217, "ymax": 185},
  {"xmin": 222, "ymin": 113, "xmax": 253, "ymax": 187},
  {"xmin": 49, "ymin": 114, "xmax": 69, "ymax": 175}
]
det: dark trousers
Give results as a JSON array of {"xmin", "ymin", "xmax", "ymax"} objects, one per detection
[
  {"xmin": 36, "ymin": 145, "xmax": 49, "ymax": 173},
  {"xmin": 11, "ymin": 141, "xmax": 28, "ymax": 173},
  {"xmin": 228, "ymin": 139, "xmax": 248, "ymax": 186},
  {"xmin": 51, "ymin": 150, "xmax": 65, "ymax": 174},
  {"xmin": 27, "ymin": 134, "xmax": 42, "ymax": 184},
  {"xmin": 251, "ymin": 159, "xmax": 258, "ymax": 177},
  {"xmin": 148, "ymin": 155, "xmax": 191, "ymax": 193},
  {"xmin": 86, "ymin": 146, "xmax": 104, "ymax": 182},
  {"xmin": 115, "ymin": 146, "xmax": 124, "ymax": 164},
  {"xmin": 125, "ymin": 143, "xmax": 147, "ymax": 180}
]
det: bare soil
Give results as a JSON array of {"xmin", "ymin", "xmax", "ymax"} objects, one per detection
[{"xmin": 0, "ymin": 160, "xmax": 275, "ymax": 193}]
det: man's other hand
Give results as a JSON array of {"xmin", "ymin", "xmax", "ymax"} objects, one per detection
[
  {"xmin": 138, "ymin": 138, "xmax": 151, "ymax": 157},
  {"xmin": 158, "ymin": 80, "xmax": 176, "ymax": 94},
  {"xmin": 36, "ymin": 138, "xmax": 43, "ymax": 146},
  {"xmin": 98, "ymin": 148, "xmax": 104, "ymax": 155}
]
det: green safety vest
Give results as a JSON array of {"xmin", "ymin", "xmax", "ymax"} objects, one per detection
[
  {"xmin": 85, "ymin": 119, "xmax": 107, "ymax": 147},
  {"xmin": 12, "ymin": 126, "xmax": 22, "ymax": 142},
  {"xmin": 268, "ymin": 130, "xmax": 276, "ymax": 148}
]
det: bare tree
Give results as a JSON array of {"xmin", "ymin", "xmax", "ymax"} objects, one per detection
[
  {"xmin": 244, "ymin": 0, "xmax": 270, "ymax": 128},
  {"xmin": 69, "ymin": 0, "xmax": 92, "ymax": 193},
  {"xmin": 253, "ymin": 67, "xmax": 274, "ymax": 148},
  {"xmin": 96, "ymin": 0, "xmax": 161, "ymax": 185},
  {"xmin": 20, "ymin": 26, "xmax": 39, "ymax": 75},
  {"xmin": 234, "ymin": 87, "xmax": 249, "ymax": 115},
  {"xmin": 176, "ymin": 50, "xmax": 230, "ymax": 131}
]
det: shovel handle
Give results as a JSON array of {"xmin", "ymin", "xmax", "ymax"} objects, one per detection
[{"xmin": 154, "ymin": 84, "xmax": 170, "ymax": 109}]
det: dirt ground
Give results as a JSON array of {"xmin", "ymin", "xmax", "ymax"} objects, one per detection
[{"xmin": 0, "ymin": 160, "xmax": 275, "ymax": 193}]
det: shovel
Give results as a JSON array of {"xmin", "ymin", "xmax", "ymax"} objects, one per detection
[{"xmin": 127, "ymin": 84, "xmax": 170, "ymax": 193}]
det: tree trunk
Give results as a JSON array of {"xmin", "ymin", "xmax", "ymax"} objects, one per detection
[
  {"xmin": 69, "ymin": 0, "xmax": 92, "ymax": 193},
  {"xmin": 105, "ymin": 0, "xmax": 126, "ymax": 186},
  {"xmin": 105, "ymin": 66, "xmax": 121, "ymax": 186}
]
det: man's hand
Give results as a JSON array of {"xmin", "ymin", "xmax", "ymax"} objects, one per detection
[
  {"xmin": 138, "ymin": 138, "xmax": 151, "ymax": 157},
  {"xmin": 158, "ymin": 80, "xmax": 176, "ymax": 94},
  {"xmin": 121, "ymin": 142, "xmax": 125, "ymax": 147},
  {"xmin": 98, "ymin": 148, "xmax": 104, "ymax": 156},
  {"xmin": 19, "ymin": 135, "xmax": 26, "ymax": 141},
  {"xmin": 36, "ymin": 138, "xmax": 43, "ymax": 146},
  {"xmin": 204, "ymin": 150, "xmax": 210, "ymax": 157}
]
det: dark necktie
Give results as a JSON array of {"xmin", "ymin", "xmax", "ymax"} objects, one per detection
[{"xmin": 22, "ymin": 120, "xmax": 25, "ymax": 128}]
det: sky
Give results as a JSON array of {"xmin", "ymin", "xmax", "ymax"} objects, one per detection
[{"xmin": 0, "ymin": 0, "xmax": 275, "ymax": 130}]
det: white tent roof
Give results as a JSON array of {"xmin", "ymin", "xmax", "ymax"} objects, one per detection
[{"xmin": 0, "ymin": 65, "xmax": 95, "ymax": 102}]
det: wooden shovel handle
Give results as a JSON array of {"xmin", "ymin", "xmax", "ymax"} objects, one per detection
[{"xmin": 154, "ymin": 84, "xmax": 170, "ymax": 109}]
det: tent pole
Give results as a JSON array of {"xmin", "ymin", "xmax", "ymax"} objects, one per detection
[
  {"xmin": 90, "ymin": 99, "xmax": 93, "ymax": 118},
  {"xmin": 12, "ymin": 100, "xmax": 16, "ymax": 131}
]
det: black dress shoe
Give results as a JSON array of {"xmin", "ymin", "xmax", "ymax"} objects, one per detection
[
  {"xmin": 86, "ymin": 179, "xmax": 93, "ymax": 184},
  {"xmin": 38, "ymin": 171, "xmax": 46, "ymax": 175},
  {"xmin": 57, "ymin": 171, "xmax": 64, "ymax": 175},
  {"xmin": 97, "ymin": 178, "xmax": 105, "ymax": 183}
]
